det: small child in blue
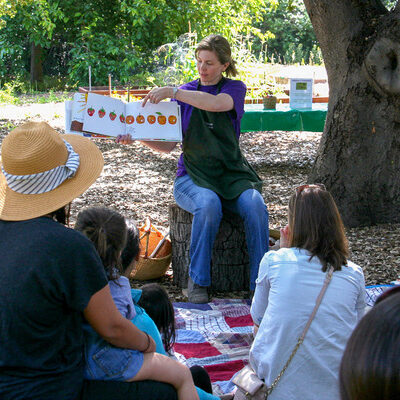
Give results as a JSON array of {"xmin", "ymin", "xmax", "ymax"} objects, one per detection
[
  {"xmin": 75, "ymin": 207, "xmax": 199, "ymax": 400},
  {"xmin": 121, "ymin": 219, "xmax": 175, "ymax": 355},
  {"xmin": 121, "ymin": 219, "xmax": 220, "ymax": 400}
]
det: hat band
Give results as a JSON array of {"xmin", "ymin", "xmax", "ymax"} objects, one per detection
[{"xmin": 2, "ymin": 140, "xmax": 80, "ymax": 195}]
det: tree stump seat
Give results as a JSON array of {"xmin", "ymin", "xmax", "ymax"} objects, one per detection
[{"xmin": 168, "ymin": 204, "xmax": 250, "ymax": 292}]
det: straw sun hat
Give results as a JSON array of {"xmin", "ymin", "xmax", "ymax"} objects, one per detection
[{"xmin": 0, "ymin": 122, "xmax": 104, "ymax": 221}]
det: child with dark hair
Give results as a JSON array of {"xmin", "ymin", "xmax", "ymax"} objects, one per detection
[
  {"xmin": 339, "ymin": 289, "xmax": 400, "ymax": 400},
  {"xmin": 120, "ymin": 219, "xmax": 219, "ymax": 400},
  {"xmin": 138, "ymin": 283, "xmax": 176, "ymax": 354},
  {"xmin": 120, "ymin": 219, "xmax": 168, "ymax": 355},
  {"xmin": 75, "ymin": 207, "xmax": 199, "ymax": 400},
  {"xmin": 120, "ymin": 218, "xmax": 140, "ymax": 275}
]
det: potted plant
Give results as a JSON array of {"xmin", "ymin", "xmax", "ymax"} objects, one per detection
[
  {"xmin": 259, "ymin": 78, "xmax": 286, "ymax": 110},
  {"xmin": 263, "ymin": 93, "xmax": 278, "ymax": 110}
]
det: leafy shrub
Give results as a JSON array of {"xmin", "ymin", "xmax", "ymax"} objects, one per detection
[
  {"xmin": 0, "ymin": 83, "xmax": 19, "ymax": 104},
  {"xmin": 0, "ymin": 0, "xmax": 267, "ymax": 88},
  {"xmin": 254, "ymin": 0, "xmax": 322, "ymax": 65}
]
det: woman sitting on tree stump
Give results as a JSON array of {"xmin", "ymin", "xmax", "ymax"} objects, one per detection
[{"xmin": 117, "ymin": 34, "xmax": 269, "ymax": 303}]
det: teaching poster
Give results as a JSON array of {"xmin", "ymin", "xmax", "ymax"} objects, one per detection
[{"xmin": 289, "ymin": 78, "xmax": 313, "ymax": 109}]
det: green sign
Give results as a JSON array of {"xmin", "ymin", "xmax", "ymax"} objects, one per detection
[{"xmin": 296, "ymin": 82, "xmax": 308, "ymax": 90}]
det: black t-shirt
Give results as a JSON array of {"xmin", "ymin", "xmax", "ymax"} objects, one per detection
[{"xmin": 0, "ymin": 217, "xmax": 108, "ymax": 400}]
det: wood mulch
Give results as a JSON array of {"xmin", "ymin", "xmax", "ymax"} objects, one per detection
[{"xmin": 1, "ymin": 104, "xmax": 399, "ymax": 302}]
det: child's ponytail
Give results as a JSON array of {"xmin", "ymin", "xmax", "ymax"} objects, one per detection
[{"xmin": 75, "ymin": 207, "xmax": 127, "ymax": 280}]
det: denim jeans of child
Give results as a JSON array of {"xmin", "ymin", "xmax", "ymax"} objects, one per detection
[{"xmin": 174, "ymin": 174, "xmax": 269, "ymax": 290}]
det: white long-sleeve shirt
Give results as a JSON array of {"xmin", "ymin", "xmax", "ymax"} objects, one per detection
[{"xmin": 249, "ymin": 247, "xmax": 365, "ymax": 400}]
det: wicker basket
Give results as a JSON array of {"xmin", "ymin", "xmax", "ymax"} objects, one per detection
[{"xmin": 130, "ymin": 219, "xmax": 172, "ymax": 281}]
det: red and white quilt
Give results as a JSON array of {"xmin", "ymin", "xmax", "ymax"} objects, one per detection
[
  {"xmin": 172, "ymin": 285, "xmax": 390, "ymax": 396},
  {"xmin": 173, "ymin": 299, "xmax": 252, "ymax": 396}
]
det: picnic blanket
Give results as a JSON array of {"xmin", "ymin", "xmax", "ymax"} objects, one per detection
[{"xmin": 172, "ymin": 285, "xmax": 393, "ymax": 396}]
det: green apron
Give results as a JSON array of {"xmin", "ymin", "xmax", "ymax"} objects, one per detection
[{"xmin": 183, "ymin": 79, "xmax": 262, "ymax": 200}]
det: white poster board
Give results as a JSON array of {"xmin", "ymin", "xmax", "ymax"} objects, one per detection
[
  {"xmin": 289, "ymin": 78, "xmax": 313, "ymax": 109},
  {"xmin": 65, "ymin": 92, "xmax": 182, "ymax": 141}
]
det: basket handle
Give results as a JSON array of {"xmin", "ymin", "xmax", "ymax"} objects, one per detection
[
  {"xmin": 143, "ymin": 217, "xmax": 151, "ymax": 232},
  {"xmin": 142, "ymin": 217, "xmax": 152, "ymax": 258}
]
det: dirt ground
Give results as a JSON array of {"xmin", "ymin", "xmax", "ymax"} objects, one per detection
[{"xmin": 0, "ymin": 98, "xmax": 399, "ymax": 302}]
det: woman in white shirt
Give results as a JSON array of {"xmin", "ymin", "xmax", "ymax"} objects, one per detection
[{"xmin": 249, "ymin": 184, "xmax": 365, "ymax": 400}]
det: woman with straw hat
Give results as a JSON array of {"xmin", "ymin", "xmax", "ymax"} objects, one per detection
[{"xmin": 0, "ymin": 122, "xmax": 177, "ymax": 400}]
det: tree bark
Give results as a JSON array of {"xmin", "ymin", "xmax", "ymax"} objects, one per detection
[
  {"xmin": 169, "ymin": 204, "xmax": 250, "ymax": 292},
  {"xmin": 303, "ymin": 0, "xmax": 400, "ymax": 227},
  {"xmin": 30, "ymin": 42, "xmax": 43, "ymax": 83}
]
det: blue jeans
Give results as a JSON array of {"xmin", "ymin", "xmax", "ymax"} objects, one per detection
[{"xmin": 174, "ymin": 174, "xmax": 269, "ymax": 290}]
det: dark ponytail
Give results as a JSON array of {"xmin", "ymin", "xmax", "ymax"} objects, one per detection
[{"xmin": 75, "ymin": 207, "xmax": 127, "ymax": 280}]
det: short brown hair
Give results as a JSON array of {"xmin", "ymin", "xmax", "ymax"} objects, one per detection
[
  {"xmin": 195, "ymin": 34, "xmax": 238, "ymax": 77},
  {"xmin": 288, "ymin": 186, "xmax": 348, "ymax": 271}
]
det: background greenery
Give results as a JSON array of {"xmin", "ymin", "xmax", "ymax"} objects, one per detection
[
  {"xmin": 0, "ymin": 0, "xmax": 316, "ymax": 91},
  {"xmin": 0, "ymin": 0, "xmax": 397, "ymax": 98}
]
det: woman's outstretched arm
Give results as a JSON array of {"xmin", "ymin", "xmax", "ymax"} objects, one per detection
[{"xmin": 142, "ymin": 86, "xmax": 234, "ymax": 112}]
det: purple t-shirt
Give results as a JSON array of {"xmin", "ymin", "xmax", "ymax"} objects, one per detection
[{"xmin": 176, "ymin": 78, "xmax": 247, "ymax": 177}]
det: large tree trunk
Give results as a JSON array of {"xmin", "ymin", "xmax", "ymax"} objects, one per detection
[
  {"xmin": 303, "ymin": 0, "xmax": 400, "ymax": 227},
  {"xmin": 30, "ymin": 42, "xmax": 43, "ymax": 84}
]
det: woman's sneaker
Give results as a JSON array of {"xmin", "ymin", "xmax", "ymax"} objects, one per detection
[{"xmin": 188, "ymin": 277, "xmax": 209, "ymax": 304}]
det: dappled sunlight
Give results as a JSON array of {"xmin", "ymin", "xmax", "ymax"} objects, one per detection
[{"xmin": 0, "ymin": 119, "xmax": 399, "ymax": 287}]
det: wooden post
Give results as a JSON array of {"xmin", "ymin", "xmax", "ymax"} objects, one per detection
[{"xmin": 88, "ymin": 66, "xmax": 91, "ymax": 92}]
